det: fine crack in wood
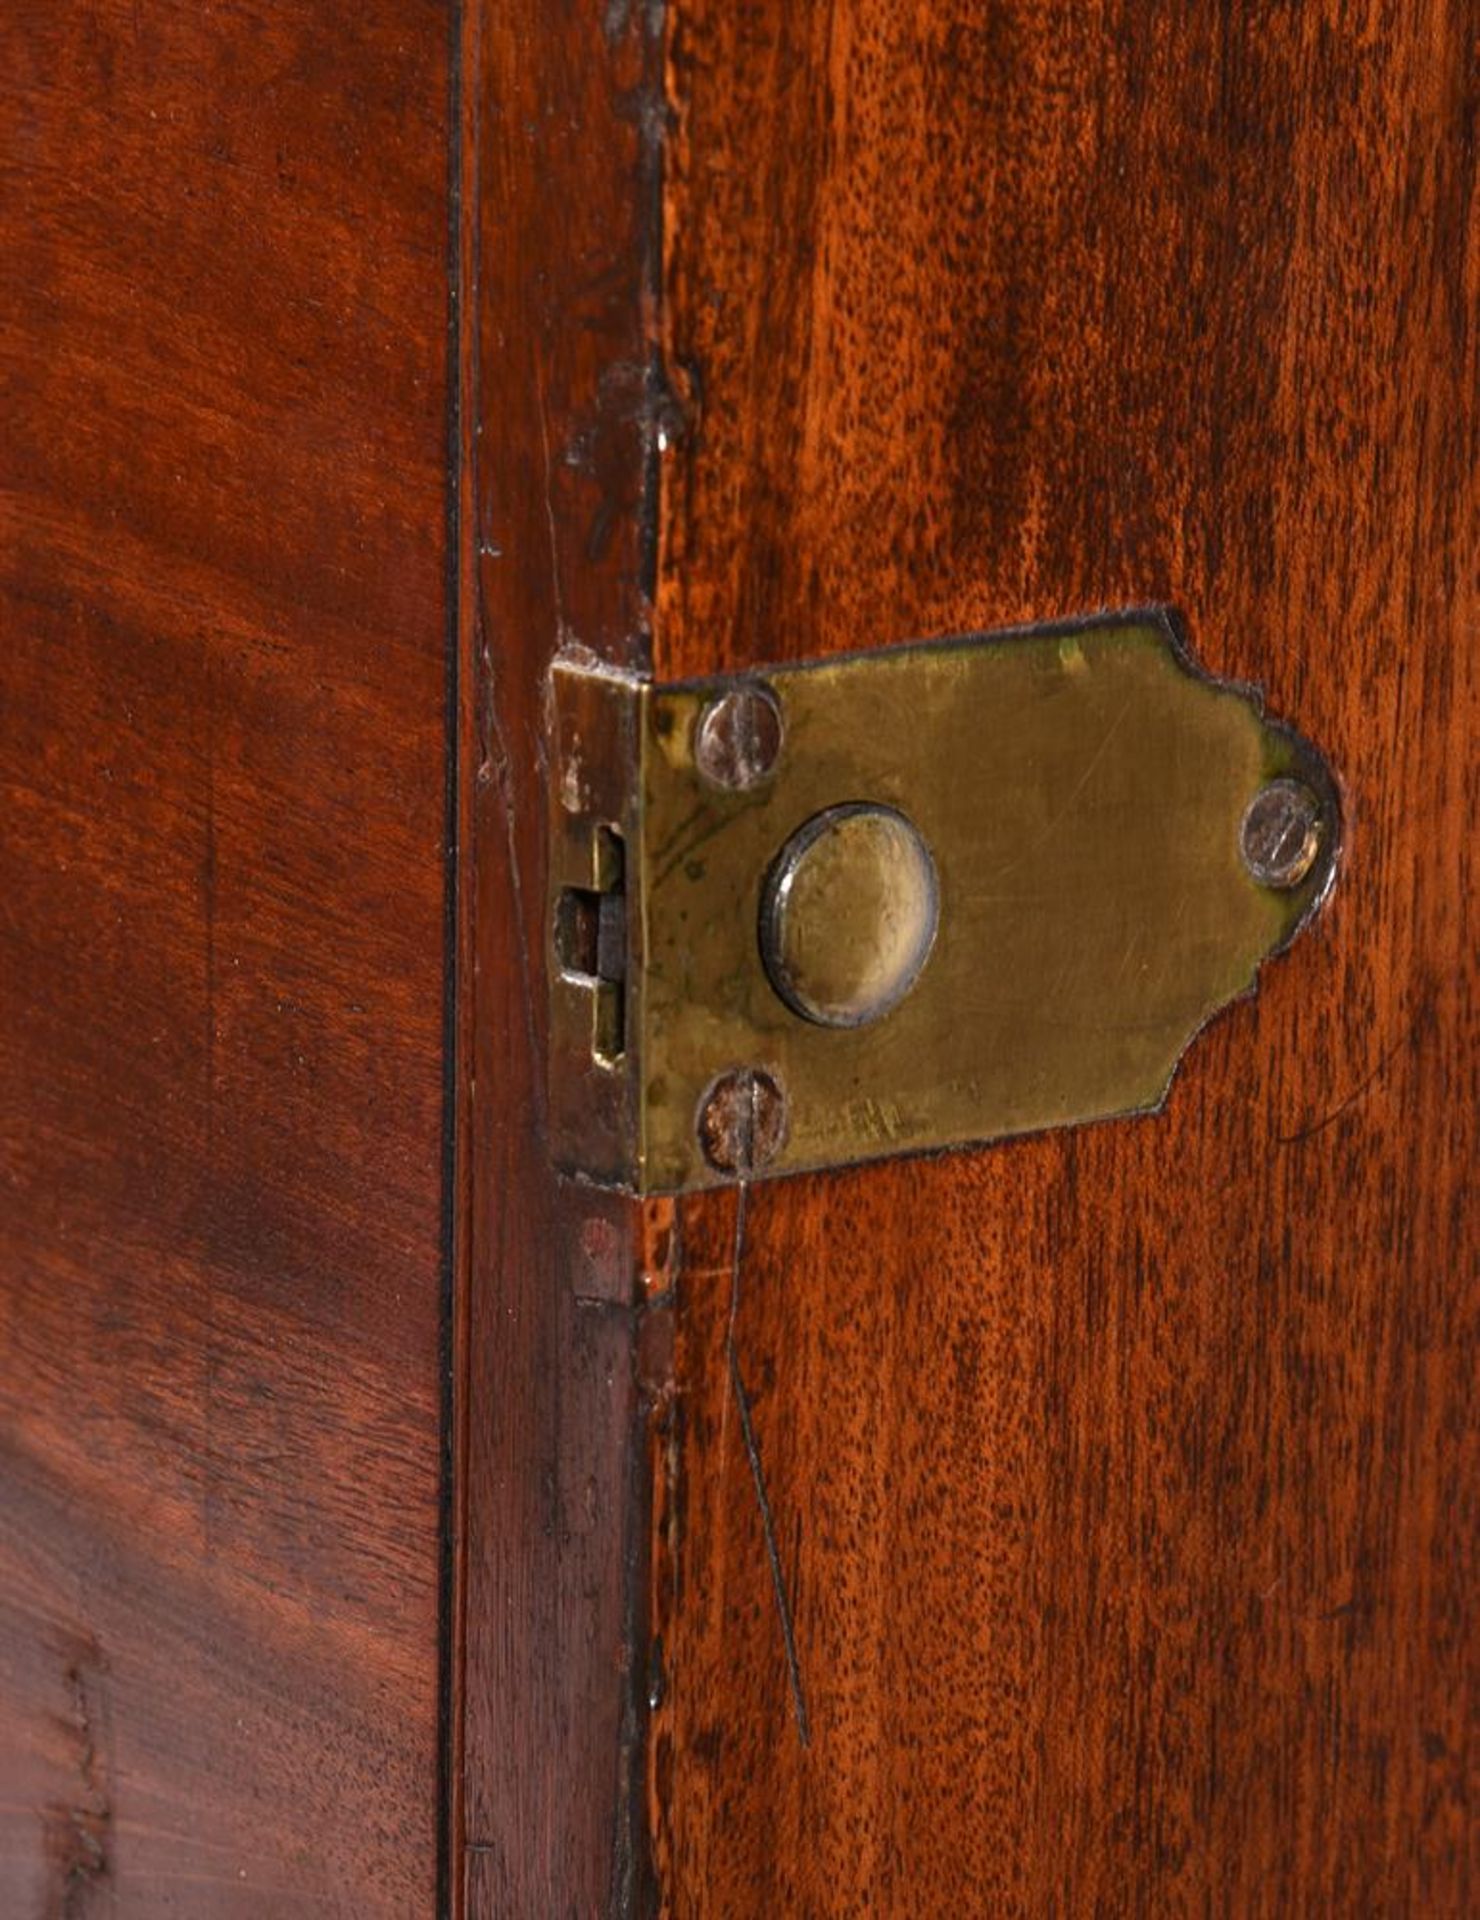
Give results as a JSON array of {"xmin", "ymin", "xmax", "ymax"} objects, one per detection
[{"xmin": 725, "ymin": 1128, "xmax": 811, "ymax": 1748}]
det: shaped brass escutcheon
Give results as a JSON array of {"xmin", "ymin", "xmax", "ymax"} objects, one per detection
[{"xmin": 549, "ymin": 610, "xmax": 1340, "ymax": 1193}]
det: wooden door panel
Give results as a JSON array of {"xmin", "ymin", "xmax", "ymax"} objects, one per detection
[
  {"xmin": 4, "ymin": 0, "xmax": 1472, "ymax": 1912},
  {"xmin": 0, "ymin": 1, "xmax": 451, "ymax": 1909},
  {"xmin": 645, "ymin": 2, "xmax": 1476, "ymax": 1912}
]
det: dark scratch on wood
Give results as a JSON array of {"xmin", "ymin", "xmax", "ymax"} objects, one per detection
[
  {"xmin": 1275, "ymin": 1028, "xmax": 1410, "ymax": 1148},
  {"xmin": 475, "ymin": 612, "xmax": 546, "ymax": 1130}
]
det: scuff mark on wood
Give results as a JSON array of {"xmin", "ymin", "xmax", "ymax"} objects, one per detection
[{"xmin": 41, "ymin": 1628, "xmax": 112, "ymax": 1919}]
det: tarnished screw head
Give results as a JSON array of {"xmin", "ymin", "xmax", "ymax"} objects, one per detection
[
  {"xmin": 697, "ymin": 1067, "xmax": 788, "ymax": 1175},
  {"xmin": 693, "ymin": 683, "xmax": 783, "ymax": 792},
  {"xmin": 1240, "ymin": 778, "xmax": 1324, "ymax": 889}
]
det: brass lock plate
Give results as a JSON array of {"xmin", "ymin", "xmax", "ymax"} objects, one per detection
[{"xmin": 548, "ymin": 611, "xmax": 1338, "ymax": 1194}]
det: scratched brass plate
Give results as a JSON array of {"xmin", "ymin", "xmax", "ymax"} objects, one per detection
[{"xmin": 548, "ymin": 611, "xmax": 1338, "ymax": 1193}]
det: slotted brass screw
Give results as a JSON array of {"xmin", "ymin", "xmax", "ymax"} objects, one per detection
[
  {"xmin": 693, "ymin": 684, "xmax": 783, "ymax": 792},
  {"xmin": 1240, "ymin": 778, "xmax": 1324, "ymax": 889},
  {"xmin": 697, "ymin": 1067, "xmax": 787, "ymax": 1175}
]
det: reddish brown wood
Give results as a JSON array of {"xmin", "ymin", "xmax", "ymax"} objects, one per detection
[
  {"xmin": 647, "ymin": 2, "xmax": 1477, "ymax": 1914},
  {"xmin": 6, "ymin": 0, "xmax": 1473, "ymax": 1911},
  {"xmin": 0, "ymin": 1, "xmax": 452, "ymax": 1910},
  {"xmin": 458, "ymin": 0, "xmax": 663, "ymax": 1912}
]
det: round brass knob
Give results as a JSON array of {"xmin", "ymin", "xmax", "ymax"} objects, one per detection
[{"xmin": 760, "ymin": 804, "xmax": 939, "ymax": 1029}]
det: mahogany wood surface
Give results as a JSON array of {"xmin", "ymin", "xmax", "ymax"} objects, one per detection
[
  {"xmin": 458, "ymin": 0, "xmax": 662, "ymax": 1911},
  {"xmin": 1, "ymin": 1, "xmax": 452, "ymax": 1910},
  {"xmin": 646, "ymin": 3, "xmax": 1476, "ymax": 1915},
  {"xmin": 5, "ymin": 0, "xmax": 1475, "ymax": 1913}
]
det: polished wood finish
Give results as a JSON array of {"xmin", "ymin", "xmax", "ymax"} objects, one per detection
[
  {"xmin": 458, "ymin": 0, "xmax": 661, "ymax": 1910},
  {"xmin": 0, "ymin": 1, "xmax": 451, "ymax": 1910},
  {"xmin": 647, "ymin": 2, "xmax": 1476, "ymax": 1913},
  {"xmin": 5, "ymin": 0, "xmax": 1474, "ymax": 1912}
]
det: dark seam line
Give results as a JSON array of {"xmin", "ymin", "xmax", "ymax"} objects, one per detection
[{"xmin": 436, "ymin": 0, "xmax": 465, "ymax": 1911}]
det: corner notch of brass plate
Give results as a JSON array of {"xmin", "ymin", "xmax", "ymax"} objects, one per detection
[{"xmin": 546, "ymin": 611, "xmax": 1340, "ymax": 1195}]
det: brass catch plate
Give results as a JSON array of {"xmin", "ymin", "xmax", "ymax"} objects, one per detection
[{"xmin": 548, "ymin": 612, "xmax": 1338, "ymax": 1193}]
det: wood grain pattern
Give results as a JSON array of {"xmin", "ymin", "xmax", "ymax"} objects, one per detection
[
  {"xmin": 648, "ymin": 2, "xmax": 1477, "ymax": 1913},
  {"xmin": 458, "ymin": 0, "xmax": 664, "ymax": 1910},
  {"xmin": 0, "ymin": 1, "xmax": 452, "ymax": 1909},
  {"xmin": 7, "ymin": 0, "xmax": 1473, "ymax": 1910}
]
